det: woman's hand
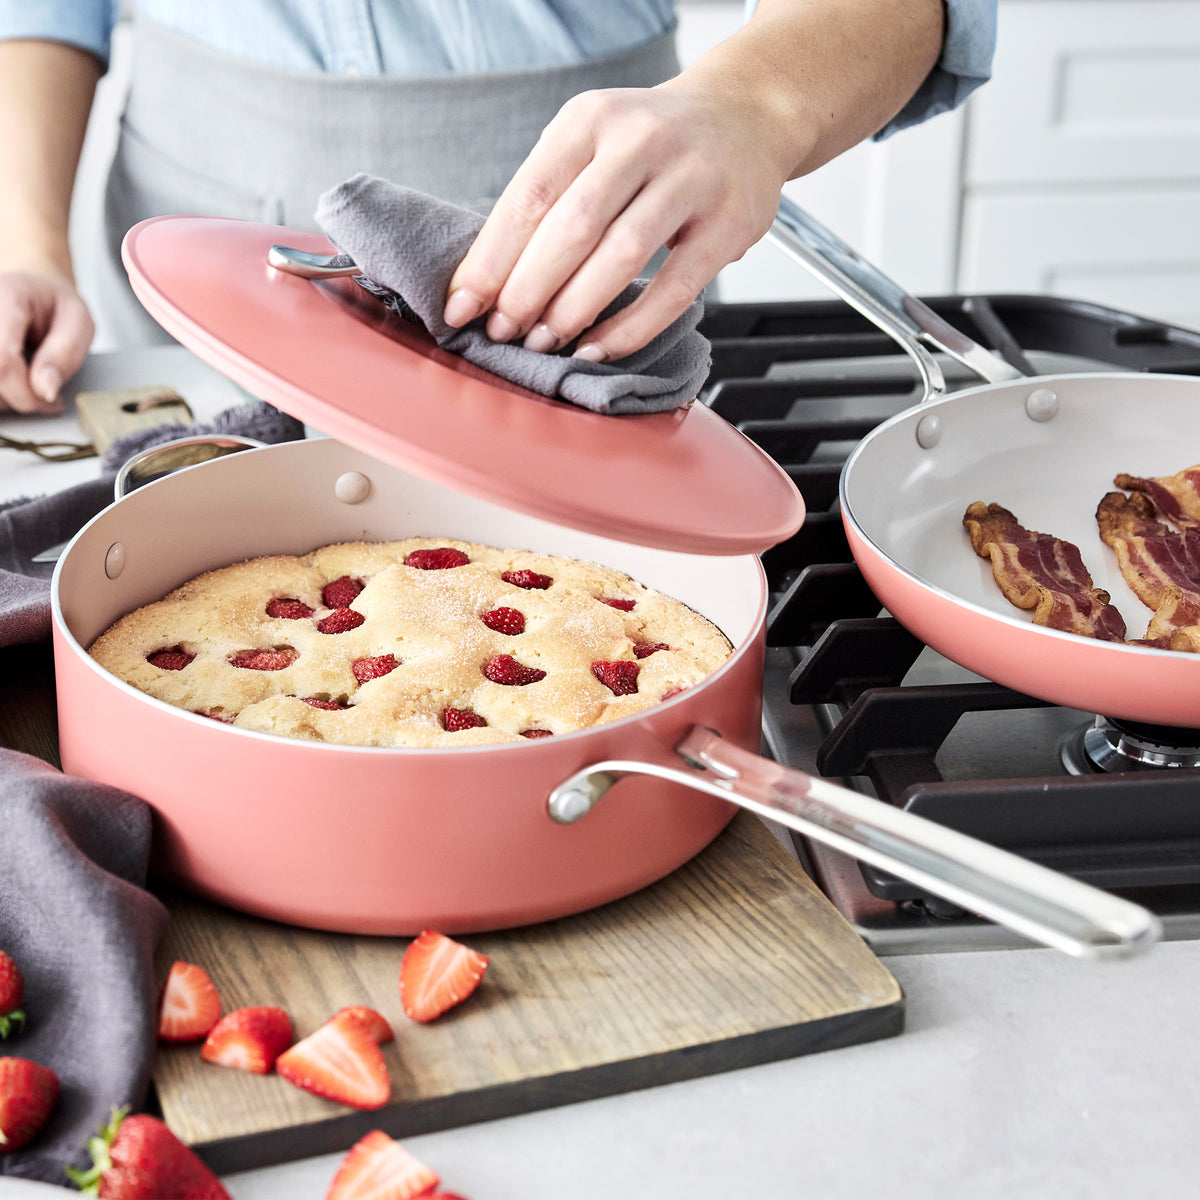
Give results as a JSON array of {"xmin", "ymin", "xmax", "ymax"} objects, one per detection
[
  {"xmin": 0, "ymin": 266, "xmax": 93, "ymax": 414},
  {"xmin": 443, "ymin": 76, "xmax": 794, "ymax": 364}
]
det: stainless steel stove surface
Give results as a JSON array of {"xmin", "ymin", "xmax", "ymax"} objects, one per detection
[{"xmin": 696, "ymin": 293, "xmax": 1200, "ymax": 955}]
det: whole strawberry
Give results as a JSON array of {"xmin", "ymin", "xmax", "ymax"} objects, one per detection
[
  {"xmin": 67, "ymin": 1108, "xmax": 231, "ymax": 1199},
  {"xmin": 0, "ymin": 949, "xmax": 25, "ymax": 1038},
  {"xmin": 0, "ymin": 1056, "xmax": 58, "ymax": 1152}
]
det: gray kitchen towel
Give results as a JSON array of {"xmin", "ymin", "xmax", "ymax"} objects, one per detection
[
  {"xmin": 0, "ymin": 750, "xmax": 169, "ymax": 1185},
  {"xmin": 315, "ymin": 173, "xmax": 712, "ymax": 415}
]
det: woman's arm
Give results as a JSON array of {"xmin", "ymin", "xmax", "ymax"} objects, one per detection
[
  {"xmin": 444, "ymin": 0, "xmax": 946, "ymax": 362},
  {"xmin": 0, "ymin": 38, "xmax": 101, "ymax": 412}
]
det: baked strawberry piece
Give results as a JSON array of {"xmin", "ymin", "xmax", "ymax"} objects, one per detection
[
  {"xmin": 599, "ymin": 597, "xmax": 636, "ymax": 611},
  {"xmin": 157, "ymin": 961, "xmax": 222, "ymax": 1043},
  {"xmin": 400, "ymin": 930, "xmax": 489, "ymax": 1023},
  {"xmin": 333, "ymin": 1006, "xmax": 394, "ymax": 1045},
  {"xmin": 633, "ymin": 641, "xmax": 670, "ymax": 659},
  {"xmin": 442, "ymin": 707, "xmax": 487, "ymax": 732},
  {"xmin": 228, "ymin": 647, "xmax": 297, "ymax": 671},
  {"xmin": 323, "ymin": 576, "xmax": 365, "ymax": 609},
  {"xmin": 482, "ymin": 654, "xmax": 546, "ymax": 686},
  {"xmin": 276, "ymin": 1009, "xmax": 390, "ymax": 1110},
  {"xmin": 480, "ymin": 606, "xmax": 525, "ymax": 635},
  {"xmin": 146, "ymin": 646, "xmax": 194, "ymax": 671},
  {"xmin": 500, "ymin": 568, "xmax": 551, "ymax": 590},
  {"xmin": 519, "ymin": 728, "xmax": 554, "ymax": 739},
  {"xmin": 66, "ymin": 1109, "xmax": 231, "ymax": 1199},
  {"xmin": 0, "ymin": 948, "xmax": 25, "ymax": 1039},
  {"xmin": 0, "ymin": 1057, "xmax": 57, "ymax": 1153},
  {"xmin": 200, "ymin": 1006, "xmax": 292, "ymax": 1074},
  {"xmin": 327, "ymin": 1130, "xmax": 438, "ymax": 1200},
  {"xmin": 592, "ymin": 660, "xmax": 640, "ymax": 696},
  {"xmin": 302, "ymin": 696, "xmax": 351, "ymax": 710},
  {"xmin": 318, "ymin": 609, "xmax": 366, "ymax": 634},
  {"xmin": 352, "ymin": 654, "xmax": 398, "ymax": 683},
  {"xmin": 265, "ymin": 597, "xmax": 314, "ymax": 619},
  {"xmin": 405, "ymin": 548, "xmax": 469, "ymax": 570}
]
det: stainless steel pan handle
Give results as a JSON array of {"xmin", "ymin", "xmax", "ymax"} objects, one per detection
[
  {"xmin": 768, "ymin": 196, "xmax": 1027, "ymax": 401},
  {"xmin": 549, "ymin": 726, "xmax": 1161, "ymax": 960}
]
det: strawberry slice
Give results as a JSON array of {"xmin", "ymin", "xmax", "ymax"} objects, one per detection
[
  {"xmin": 480, "ymin": 606, "xmax": 525, "ymax": 635},
  {"xmin": 323, "ymin": 576, "xmax": 365, "ymax": 609},
  {"xmin": 0, "ymin": 948, "xmax": 25, "ymax": 1039},
  {"xmin": 482, "ymin": 654, "xmax": 546, "ymax": 686},
  {"xmin": 265, "ymin": 597, "xmax": 314, "ymax": 620},
  {"xmin": 519, "ymin": 728, "xmax": 554, "ymax": 739},
  {"xmin": 400, "ymin": 930, "xmax": 489, "ymax": 1024},
  {"xmin": 302, "ymin": 696, "xmax": 350, "ymax": 710},
  {"xmin": 353, "ymin": 654, "xmax": 399, "ymax": 683},
  {"xmin": 501, "ymin": 568, "xmax": 551, "ymax": 590},
  {"xmin": 200, "ymin": 1006, "xmax": 292, "ymax": 1074},
  {"xmin": 0, "ymin": 1057, "xmax": 57, "ymax": 1152},
  {"xmin": 276, "ymin": 1010, "xmax": 390, "ymax": 1110},
  {"xmin": 442, "ymin": 707, "xmax": 487, "ymax": 732},
  {"xmin": 147, "ymin": 646, "xmax": 195, "ymax": 671},
  {"xmin": 327, "ymin": 1130, "xmax": 439, "ymax": 1200},
  {"xmin": 405, "ymin": 547, "xmax": 469, "ymax": 570},
  {"xmin": 599, "ymin": 597, "xmax": 636, "ymax": 611},
  {"xmin": 229, "ymin": 647, "xmax": 297, "ymax": 671},
  {"xmin": 157, "ymin": 961, "xmax": 222, "ymax": 1043},
  {"xmin": 66, "ymin": 1109, "xmax": 231, "ymax": 1199},
  {"xmin": 318, "ymin": 609, "xmax": 366, "ymax": 634},
  {"xmin": 333, "ymin": 1006, "xmax": 395, "ymax": 1045},
  {"xmin": 633, "ymin": 641, "xmax": 670, "ymax": 659},
  {"xmin": 592, "ymin": 660, "xmax": 640, "ymax": 696}
]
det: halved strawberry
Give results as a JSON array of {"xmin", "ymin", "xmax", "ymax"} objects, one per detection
[
  {"xmin": 333, "ymin": 1006, "xmax": 394, "ymax": 1045},
  {"xmin": 482, "ymin": 654, "xmax": 545, "ymax": 686},
  {"xmin": 519, "ymin": 728, "xmax": 554, "ymax": 739},
  {"xmin": 353, "ymin": 654, "xmax": 399, "ymax": 683},
  {"xmin": 501, "ymin": 568, "xmax": 551, "ymax": 590},
  {"xmin": 405, "ymin": 548, "xmax": 469, "ymax": 570},
  {"xmin": 326, "ymin": 1130, "xmax": 438, "ymax": 1200},
  {"xmin": 147, "ymin": 646, "xmax": 195, "ymax": 671},
  {"xmin": 0, "ymin": 1057, "xmax": 57, "ymax": 1152},
  {"xmin": 318, "ymin": 609, "xmax": 366, "ymax": 635},
  {"xmin": 399, "ymin": 930, "xmax": 489, "ymax": 1024},
  {"xmin": 302, "ymin": 696, "xmax": 350, "ymax": 710},
  {"xmin": 276, "ymin": 1010, "xmax": 390, "ymax": 1110},
  {"xmin": 633, "ymin": 641, "xmax": 670, "ymax": 659},
  {"xmin": 480, "ymin": 606, "xmax": 525, "ymax": 635},
  {"xmin": 598, "ymin": 597, "xmax": 636, "ymax": 611},
  {"xmin": 592, "ymin": 660, "xmax": 640, "ymax": 696},
  {"xmin": 0, "ymin": 948, "xmax": 25, "ymax": 1039},
  {"xmin": 266, "ymin": 597, "xmax": 314, "ymax": 620},
  {"xmin": 442, "ymin": 707, "xmax": 487, "ymax": 732},
  {"xmin": 193, "ymin": 709, "xmax": 235, "ymax": 724},
  {"xmin": 157, "ymin": 961, "xmax": 222, "ymax": 1043},
  {"xmin": 323, "ymin": 576, "xmax": 365, "ymax": 609},
  {"xmin": 66, "ymin": 1109, "xmax": 231, "ymax": 1199},
  {"xmin": 200, "ymin": 1006, "xmax": 292, "ymax": 1074},
  {"xmin": 229, "ymin": 647, "xmax": 297, "ymax": 671}
]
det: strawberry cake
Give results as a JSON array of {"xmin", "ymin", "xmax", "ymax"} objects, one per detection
[{"xmin": 87, "ymin": 538, "xmax": 733, "ymax": 746}]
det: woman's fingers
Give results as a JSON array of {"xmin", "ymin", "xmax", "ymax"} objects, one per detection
[
  {"xmin": 28, "ymin": 288, "xmax": 93, "ymax": 404},
  {"xmin": 0, "ymin": 287, "xmax": 42, "ymax": 413},
  {"xmin": 0, "ymin": 271, "xmax": 92, "ymax": 413}
]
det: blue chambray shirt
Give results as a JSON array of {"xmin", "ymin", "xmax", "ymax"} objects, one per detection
[{"xmin": 0, "ymin": 0, "xmax": 996, "ymax": 136}]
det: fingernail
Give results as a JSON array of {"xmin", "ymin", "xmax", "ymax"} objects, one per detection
[
  {"xmin": 34, "ymin": 365, "xmax": 62, "ymax": 403},
  {"xmin": 486, "ymin": 311, "xmax": 523, "ymax": 343},
  {"xmin": 572, "ymin": 342, "xmax": 607, "ymax": 364},
  {"xmin": 444, "ymin": 287, "xmax": 484, "ymax": 327},
  {"xmin": 523, "ymin": 324, "xmax": 560, "ymax": 355}
]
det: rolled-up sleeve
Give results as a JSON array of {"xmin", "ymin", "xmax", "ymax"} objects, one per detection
[
  {"xmin": 0, "ymin": 0, "xmax": 120, "ymax": 64},
  {"xmin": 876, "ymin": 0, "xmax": 998, "ymax": 137}
]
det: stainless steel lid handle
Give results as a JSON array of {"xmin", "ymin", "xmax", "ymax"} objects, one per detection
[
  {"xmin": 548, "ymin": 726, "xmax": 1161, "ymax": 960},
  {"xmin": 767, "ymin": 196, "xmax": 1027, "ymax": 400}
]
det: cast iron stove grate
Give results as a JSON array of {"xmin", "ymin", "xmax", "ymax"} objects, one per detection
[{"xmin": 697, "ymin": 293, "xmax": 1200, "ymax": 952}]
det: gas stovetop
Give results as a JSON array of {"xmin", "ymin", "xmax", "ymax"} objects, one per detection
[{"xmin": 697, "ymin": 293, "xmax": 1200, "ymax": 954}]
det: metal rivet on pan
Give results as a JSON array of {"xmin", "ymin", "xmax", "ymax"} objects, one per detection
[
  {"xmin": 104, "ymin": 542, "xmax": 126, "ymax": 580},
  {"xmin": 334, "ymin": 472, "xmax": 372, "ymax": 504},
  {"xmin": 915, "ymin": 413, "xmax": 942, "ymax": 449},
  {"xmin": 1025, "ymin": 388, "xmax": 1059, "ymax": 422}
]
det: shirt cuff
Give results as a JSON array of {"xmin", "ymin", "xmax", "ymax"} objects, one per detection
[
  {"xmin": 0, "ymin": 0, "xmax": 118, "ymax": 64},
  {"xmin": 875, "ymin": 0, "xmax": 997, "ymax": 139}
]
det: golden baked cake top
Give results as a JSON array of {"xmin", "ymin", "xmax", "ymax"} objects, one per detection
[{"xmin": 88, "ymin": 538, "xmax": 733, "ymax": 747}]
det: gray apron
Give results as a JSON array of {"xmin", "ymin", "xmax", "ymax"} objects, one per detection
[{"xmin": 96, "ymin": 14, "xmax": 681, "ymax": 348}]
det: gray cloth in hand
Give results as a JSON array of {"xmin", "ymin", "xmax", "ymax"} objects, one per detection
[
  {"xmin": 0, "ymin": 749, "xmax": 169, "ymax": 1185},
  {"xmin": 315, "ymin": 173, "xmax": 712, "ymax": 415}
]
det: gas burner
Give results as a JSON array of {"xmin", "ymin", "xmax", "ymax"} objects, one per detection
[{"xmin": 1061, "ymin": 717, "xmax": 1200, "ymax": 774}]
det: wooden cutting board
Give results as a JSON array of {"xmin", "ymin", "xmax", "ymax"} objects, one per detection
[{"xmin": 1, "ymin": 640, "xmax": 903, "ymax": 1176}]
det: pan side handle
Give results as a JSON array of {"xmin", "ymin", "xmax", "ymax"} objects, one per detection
[
  {"xmin": 547, "ymin": 726, "xmax": 1160, "ymax": 960},
  {"xmin": 767, "ymin": 196, "xmax": 1027, "ymax": 401}
]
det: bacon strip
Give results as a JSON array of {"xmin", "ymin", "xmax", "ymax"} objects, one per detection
[
  {"xmin": 1097, "ymin": 487, "xmax": 1200, "ymax": 647},
  {"xmin": 963, "ymin": 502, "xmax": 1127, "ymax": 641},
  {"xmin": 1114, "ymin": 464, "xmax": 1200, "ymax": 530}
]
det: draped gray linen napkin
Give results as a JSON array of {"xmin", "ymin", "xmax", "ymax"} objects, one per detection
[{"xmin": 315, "ymin": 173, "xmax": 712, "ymax": 415}]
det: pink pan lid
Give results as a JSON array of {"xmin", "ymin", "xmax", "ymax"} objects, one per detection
[{"xmin": 122, "ymin": 216, "xmax": 804, "ymax": 555}]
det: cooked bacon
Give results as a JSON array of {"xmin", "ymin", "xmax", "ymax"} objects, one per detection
[
  {"xmin": 1114, "ymin": 464, "xmax": 1200, "ymax": 530},
  {"xmin": 963, "ymin": 502, "xmax": 1127, "ymax": 641}
]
